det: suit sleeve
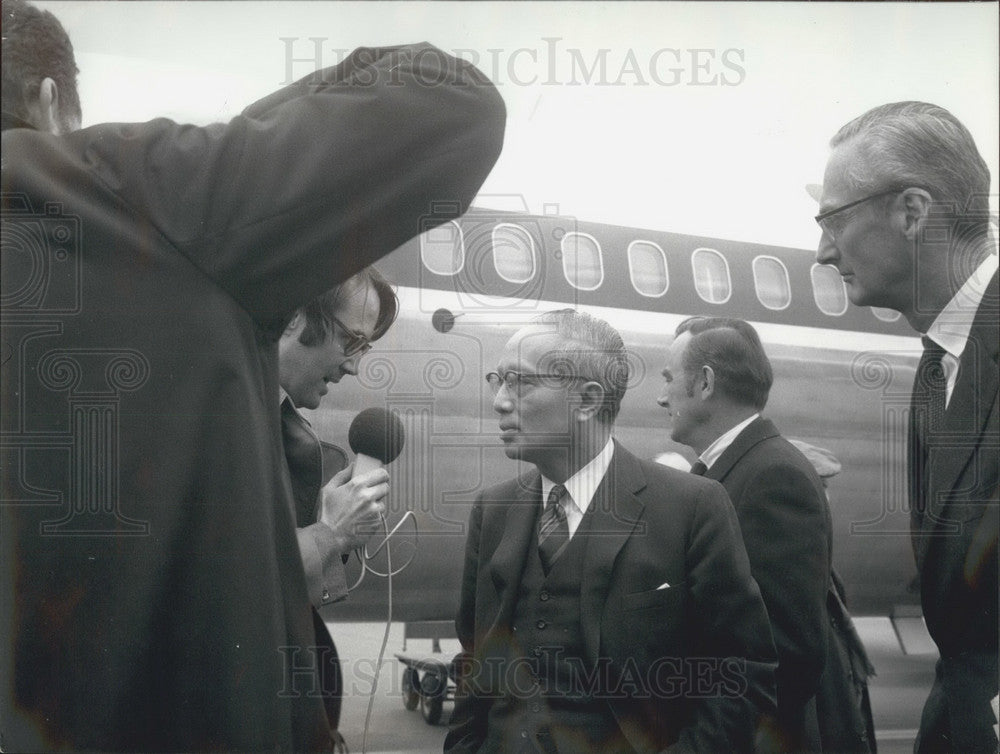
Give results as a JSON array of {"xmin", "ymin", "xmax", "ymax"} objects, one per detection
[
  {"xmin": 82, "ymin": 43, "xmax": 505, "ymax": 321},
  {"xmin": 296, "ymin": 523, "xmax": 349, "ymax": 607},
  {"xmin": 736, "ymin": 461, "xmax": 829, "ymax": 715},
  {"xmin": 444, "ymin": 498, "xmax": 489, "ymax": 754},
  {"xmin": 671, "ymin": 481, "xmax": 778, "ymax": 753}
]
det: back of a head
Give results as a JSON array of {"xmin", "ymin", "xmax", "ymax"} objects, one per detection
[
  {"xmin": 529, "ymin": 308, "xmax": 629, "ymax": 421},
  {"xmin": 831, "ymin": 101, "xmax": 990, "ymax": 240},
  {"xmin": 676, "ymin": 316, "xmax": 773, "ymax": 411},
  {"xmin": 1, "ymin": 0, "xmax": 81, "ymax": 132}
]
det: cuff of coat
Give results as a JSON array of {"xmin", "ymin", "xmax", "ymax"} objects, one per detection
[{"xmin": 297, "ymin": 523, "xmax": 349, "ymax": 607}]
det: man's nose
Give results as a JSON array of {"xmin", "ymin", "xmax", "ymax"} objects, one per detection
[
  {"xmin": 816, "ymin": 231, "xmax": 839, "ymax": 265},
  {"xmin": 492, "ymin": 386, "xmax": 513, "ymax": 414}
]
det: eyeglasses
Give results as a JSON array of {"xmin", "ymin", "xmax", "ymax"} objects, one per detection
[
  {"xmin": 330, "ymin": 314, "xmax": 372, "ymax": 357},
  {"xmin": 814, "ymin": 188, "xmax": 902, "ymax": 242},
  {"xmin": 485, "ymin": 370, "xmax": 585, "ymax": 395}
]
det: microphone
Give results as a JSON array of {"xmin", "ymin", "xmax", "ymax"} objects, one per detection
[{"xmin": 348, "ymin": 408, "xmax": 405, "ymax": 477}]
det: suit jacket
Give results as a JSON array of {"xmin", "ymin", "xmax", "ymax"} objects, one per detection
[
  {"xmin": 703, "ymin": 417, "xmax": 830, "ymax": 751},
  {"xmin": 445, "ymin": 442, "xmax": 778, "ymax": 754},
  {"xmin": 281, "ymin": 400, "xmax": 353, "ymax": 732},
  {"xmin": 0, "ymin": 45, "xmax": 503, "ymax": 752},
  {"xmin": 910, "ymin": 271, "xmax": 998, "ymax": 752},
  {"xmin": 283, "ymin": 399, "xmax": 352, "ymax": 607}
]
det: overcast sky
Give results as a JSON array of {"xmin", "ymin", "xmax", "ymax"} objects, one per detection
[{"xmin": 40, "ymin": 1, "xmax": 999, "ymax": 250}]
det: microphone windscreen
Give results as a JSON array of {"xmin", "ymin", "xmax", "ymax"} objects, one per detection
[{"xmin": 348, "ymin": 408, "xmax": 405, "ymax": 464}]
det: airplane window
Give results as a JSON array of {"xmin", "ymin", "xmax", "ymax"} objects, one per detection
[
  {"xmin": 691, "ymin": 248, "xmax": 731, "ymax": 304},
  {"xmin": 752, "ymin": 256, "xmax": 791, "ymax": 310},
  {"xmin": 561, "ymin": 232, "xmax": 604, "ymax": 291},
  {"xmin": 492, "ymin": 223, "xmax": 536, "ymax": 283},
  {"xmin": 871, "ymin": 307, "xmax": 902, "ymax": 322},
  {"xmin": 420, "ymin": 221, "xmax": 464, "ymax": 276},
  {"xmin": 810, "ymin": 263, "xmax": 848, "ymax": 316},
  {"xmin": 628, "ymin": 240, "xmax": 669, "ymax": 297}
]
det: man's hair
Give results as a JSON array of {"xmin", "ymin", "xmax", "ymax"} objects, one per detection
[
  {"xmin": 830, "ymin": 101, "xmax": 991, "ymax": 241},
  {"xmin": 675, "ymin": 316, "xmax": 773, "ymax": 411},
  {"xmin": 297, "ymin": 267, "xmax": 399, "ymax": 347},
  {"xmin": 529, "ymin": 308, "xmax": 629, "ymax": 421},
  {"xmin": 1, "ymin": 0, "xmax": 81, "ymax": 131}
]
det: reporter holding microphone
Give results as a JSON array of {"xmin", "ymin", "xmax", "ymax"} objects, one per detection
[{"xmin": 278, "ymin": 266, "xmax": 398, "ymax": 750}]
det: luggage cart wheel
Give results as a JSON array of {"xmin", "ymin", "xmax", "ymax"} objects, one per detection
[{"xmin": 402, "ymin": 667, "xmax": 420, "ymax": 711}]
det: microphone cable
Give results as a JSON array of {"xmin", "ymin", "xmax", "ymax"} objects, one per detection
[{"xmin": 347, "ymin": 511, "xmax": 417, "ymax": 754}]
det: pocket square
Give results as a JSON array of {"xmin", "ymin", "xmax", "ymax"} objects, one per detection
[{"xmin": 655, "ymin": 581, "xmax": 671, "ymax": 590}]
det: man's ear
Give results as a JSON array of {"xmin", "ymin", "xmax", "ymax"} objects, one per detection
[
  {"xmin": 900, "ymin": 187, "xmax": 933, "ymax": 241},
  {"xmin": 575, "ymin": 381, "xmax": 607, "ymax": 421},
  {"xmin": 26, "ymin": 78, "xmax": 63, "ymax": 135},
  {"xmin": 698, "ymin": 366, "xmax": 716, "ymax": 401},
  {"xmin": 282, "ymin": 311, "xmax": 303, "ymax": 339}
]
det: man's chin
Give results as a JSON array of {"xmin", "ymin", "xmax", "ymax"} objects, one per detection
[
  {"xmin": 501, "ymin": 444, "xmax": 521, "ymax": 460},
  {"xmin": 844, "ymin": 280, "xmax": 876, "ymax": 309}
]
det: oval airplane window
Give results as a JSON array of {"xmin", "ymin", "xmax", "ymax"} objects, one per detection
[
  {"xmin": 420, "ymin": 221, "xmax": 464, "ymax": 276},
  {"xmin": 692, "ymin": 248, "xmax": 731, "ymax": 304},
  {"xmin": 628, "ymin": 240, "xmax": 669, "ymax": 297},
  {"xmin": 492, "ymin": 223, "xmax": 536, "ymax": 284},
  {"xmin": 561, "ymin": 232, "xmax": 604, "ymax": 291},
  {"xmin": 871, "ymin": 307, "xmax": 902, "ymax": 322},
  {"xmin": 810, "ymin": 263, "xmax": 848, "ymax": 316},
  {"xmin": 752, "ymin": 256, "xmax": 791, "ymax": 311}
]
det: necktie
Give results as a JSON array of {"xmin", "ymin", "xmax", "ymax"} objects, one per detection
[
  {"xmin": 917, "ymin": 336, "xmax": 948, "ymax": 434},
  {"xmin": 689, "ymin": 460, "xmax": 708, "ymax": 476},
  {"xmin": 910, "ymin": 337, "xmax": 948, "ymax": 517},
  {"xmin": 538, "ymin": 484, "xmax": 569, "ymax": 574}
]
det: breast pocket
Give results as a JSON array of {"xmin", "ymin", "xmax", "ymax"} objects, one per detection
[{"xmin": 621, "ymin": 581, "xmax": 686, "ymax": 612}]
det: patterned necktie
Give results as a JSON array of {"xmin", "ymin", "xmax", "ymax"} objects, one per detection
[
  {"xmin": 538, "ymin": 484, "xmax": 569, "ymax": 574},
  {"xmin": 689, "ymin": 460, "xmax": 708, "ymax": 476},
  {"xmin": 918, "ymin": 336, "xmax": 948, "ymax": 433},
  {"xmin": 910, "ymin": 337, "xmax": 948, "ymax": 516}
]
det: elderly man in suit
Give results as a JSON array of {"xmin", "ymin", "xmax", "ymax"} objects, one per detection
[
  {"xmin": 445, "ymin": 309, "xmax": 777, "ymax": 753},
  {"xmin": 816, "ymin": 101, "xmax": 997, "ymax": 753},
  {"xmin": 657, "ymin": 316, "xmax": 832, "ymax": 752}
]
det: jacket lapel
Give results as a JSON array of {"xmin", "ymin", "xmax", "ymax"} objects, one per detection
[
  {"xmin": 703, "ymin": 416, "xmax": 777, "ymax": 483},
  {"xmin": 280, "ymin": 398, "xmax": 323, "ymax": 524},
  {"xmin": 487, "ymin": 472, "xmax": 541, "ymax": 628},
  {"xmin": 579, "ymin": 442, "xmax": 647, "ymax": 666},
  {"xmin": 925, "ymin": 272, "xmax": 1000, "ymax": 533}
]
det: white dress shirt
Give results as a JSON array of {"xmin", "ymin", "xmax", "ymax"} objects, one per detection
[
  {"xmin": 924, "ymin": 253, "xmax": 998, "ymax": 408},
  {"xmin": 541, "ymin": 438, "xmax": 615, "ymax": 538},
  {"xmin": 698, "ymin": 413, "xmax": 760, "ymax": 472}
]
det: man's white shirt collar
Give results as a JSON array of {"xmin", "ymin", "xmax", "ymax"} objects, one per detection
[
  {"xmin": 541, "ymin": 438, "xmax": 615, "ymax": 538},
  {"xmin": 699, "ymin": 413, "xmax": 760, "ymax": 472},
  {"xmin": 924, "ymin": 254, "xmax": 998, "ymax": 406}
]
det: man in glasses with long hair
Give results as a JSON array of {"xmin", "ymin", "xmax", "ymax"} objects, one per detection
[{"xmin": 277, "ymin": 266, "xmax": 398, "ymax": 749}]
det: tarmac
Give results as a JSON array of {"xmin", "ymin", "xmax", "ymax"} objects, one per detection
[{"xmin": 330, "ymin": 618, "xmax": 936, "ymax": 754}]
